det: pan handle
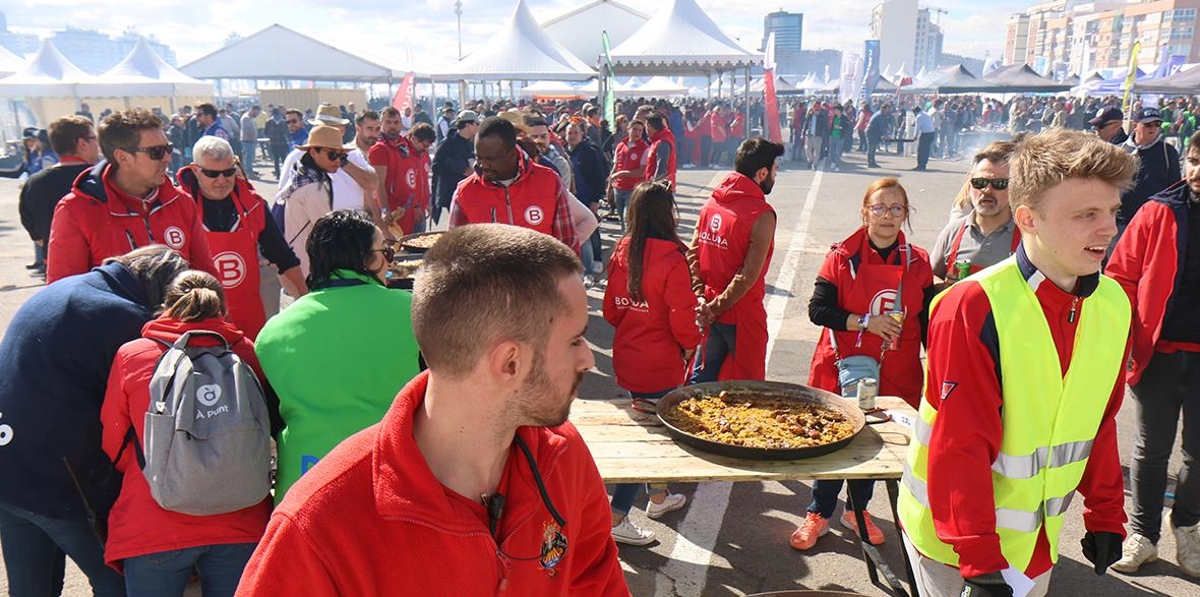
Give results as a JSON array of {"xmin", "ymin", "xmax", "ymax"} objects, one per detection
[{"xmin": 630, "ymin": 398, "xmax": 659, "ymax": 414}]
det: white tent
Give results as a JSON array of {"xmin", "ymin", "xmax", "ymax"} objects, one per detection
[
  {"xmin": 0, "ymin": 45, "xmax": 25, "ymax": 77},
  {"xmin": 519, "ymin": 80, "xmax": 587, "ymax": 98},
  {"xmin": 79, "ymin": 38, "xmax": 212, "ymax": 100},
  {"xmin": 437, "ymin": 0, "xmax": 596, "ymax": 81},
  {"xmin": 608, "ymin": 0, "xmax": 761, "ymax": 76},
  {"xmin": 795, "ymin": 72, "xmax": 820, "ymax": 92},
  {"xmin": 620, "ymin": 75, "xmax": 688, "ymax": 97},
  {"xmin": 181, "ymin": 24, "xmax": 430, "ymax": 83},
  {"xmin": 0, "ymin": 39, "xmax": 93, "ymax": 98},
  {"xmin": 542, "ymin": 0, "xmax": 649, "ymax": 67}
]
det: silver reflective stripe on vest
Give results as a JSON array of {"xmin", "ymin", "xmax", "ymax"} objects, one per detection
[
  {"xmin": 991, "ymin": 439, "xmax": 1094, "ymax": 479},
  {"xmin": 995, "ymin": 492, "xmax": 1076, "ymax": 533},
  {"xmin": 913, "ymin": 416, "xmax": 934, "ymax": 447},
  {"xmin": 902, "ymin": 464, "xmax": 930, "ymax": 508}
]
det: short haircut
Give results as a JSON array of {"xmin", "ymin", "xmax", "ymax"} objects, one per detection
[
  {"xmin": 356, "ymin": 110, "xmax": 380, "ymax": 126},
  {"xmin": 1009, "ymin": 129, "xmax": 1137, "ymax": 211},
  {"xmin": 412, "ymin": 224, "xmax": 583, "ymax": 378},
  {"xmin": 523, "ymin": 115, "xmax": 549, "ymax": 129},
  {"xmin": 195, "ymin": 102, "xmax": 218, "ymax": 118},
  {"xmin": 973, "ymin": 140, "xmax": 1018, "ymax": 167},
  {"xmin": 98, "ymin": 108, "xmax": 164, "ymax": 164},
  {"xmin": 476, "ymin": 116, "xmax": 517, "ymax": 147},
  {"xmin": 734, "ymin": 138, "xmax": 785, "ymax": 179},
  {"xmin": 380, "ymin": 107, "xmax": 401, "ymax": 119},
  {"xmin": 48, "ymin": 115, "xmax": 93, "ymax": 156},
  {"xmin": 192, "ymin": 135, "xmax": 233, "ymax": 162},
  {"xmin": 251, "ymin": 105, "xmax": 261, "ymax": 111},
  {"xmin": 645, "ymin": 114, "xmax": 665, "ymax": 131},
  {"xmin": 103, "ymin": 245, "xmax": 191, "ymax": 311},
  {"xmin": 285, "ymin": 109, "xmax": 303, "ymax": 120},
  {"xmin": 410, "ymin": 122, "xmax": 435, "ymax": 143},
  {"xmin": 305, "ymin": 210, "xmax": 379, "ymax": 290},
  {"xmin": 1189, "ymin": 130, "xmax": 1200, "ymax": 150}
]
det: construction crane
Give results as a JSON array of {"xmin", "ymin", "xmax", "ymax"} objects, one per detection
[{"xmin": 927, "ymin": 6, "xmax": 948, "ymax": 26}]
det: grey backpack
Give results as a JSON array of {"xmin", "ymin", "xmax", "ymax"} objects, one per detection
[{"xmin": 132, "ymin": 331, "xmax": 271, "ymax": 515}]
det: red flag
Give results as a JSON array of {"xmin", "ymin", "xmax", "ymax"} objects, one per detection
[
  {"xmin": 764, "ymin": 70, "xmax": 783, "ymax": 143},
  {"xmin": 391, "ymin": 72, "xmax": 415, "ymax": 111}
]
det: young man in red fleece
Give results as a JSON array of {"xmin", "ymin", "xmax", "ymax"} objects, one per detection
[
  {"xmin": 236, "ymin": 224, "xmax": 630, "ymax": 596},
  {"xmin": 896, "ymin": 129, "xmax": 1137, "ymax": 597}
]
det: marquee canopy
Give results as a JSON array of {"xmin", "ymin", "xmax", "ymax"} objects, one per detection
[
  {"xmin": 79, "ymin": 38, "xmax": 212, "ymax": 98},
  {"xmin": 0, "ymin": 39, "xmax": 94, "ymax": 98},
  {"xmin": 436, "ymin": 0, "xmax": 597, "ymax": 81},
  {"xmin": 608, "ymin": 0, "xmax": 761, "ymax": 76}
]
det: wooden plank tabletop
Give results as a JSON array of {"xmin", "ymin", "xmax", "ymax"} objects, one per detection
[{"xmin": 571, "ymin": 396, "xmax": 916, "ymax": 484}]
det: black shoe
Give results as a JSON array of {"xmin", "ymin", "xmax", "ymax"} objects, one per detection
[{"xmin": 24, "ymin": 263, "xmax": 41, "ymax": 270}]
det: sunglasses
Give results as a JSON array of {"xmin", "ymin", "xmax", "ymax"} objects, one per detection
[
  {"xmin": 129, "ymin": 144, "xmax": 173, "ymax": 161},
  {"xmin": 199, "ymin": 167, "xmax": 238, "ymax": 179},
  {"xmin": 323, "ymin": 149, "xmax": 348, "ymax": 161},
  {"xmin": 374, "ymin": 246, "xmax": 396, "ymax": 261},
  {"xmin": 867, "ymin": 204, "xmax": 908, "ymax": 217},
  {"xmin": 1140, "ymin": 121, "xmax": 1163, "ymax": 128},
  {"xmin": 969, "ymin": 177, "xmax": 1010, "ymax": 191}
]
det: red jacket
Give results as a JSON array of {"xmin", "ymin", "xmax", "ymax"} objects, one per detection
[
  {"xmin": 1107, "ymin": 181, "xmax": 1192, "ymax": 385},
  {"xmin": 709, "ymin": 111, "xmax": 728, "ymax": 144},
  {"xmin": 611, "ymin": 138, "xmax": 649, "ymax": 191},
  {"xmin": 235, "ymin": 372, "xmax": 630, "ymax": 597},
  {"xmin": 645, "ymin": 128, "xmax": 677, "ymax": 187},
  {"xmin": 450, "ymin": 150, "xmax": 579, "ymax": 253},
  {"xmin": 603, "ymin": 237, "xmax": 703, "ymax": 393},
  {"xmin": 694, "ymin": 172, "xmax": 775, "ymax": 326},
  {"xmin": 100, "ymin": 317, "xmax": 271, "ymax": 569},
  {"xmin": 918, "ymin": 247, "xmax": 1129, "ymax": 578},
  {"xmin": 47, "ymin": 163, "xmax": 215, "ymax": 283}
]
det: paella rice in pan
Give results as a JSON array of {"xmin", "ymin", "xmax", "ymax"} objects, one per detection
[{"xmin": 663, "ymin": 390, "xmax": 856, "ymax": 449}]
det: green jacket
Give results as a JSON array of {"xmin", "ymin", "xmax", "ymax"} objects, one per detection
[{"xmin": 256, "ymin": 269, "xmax": 421, "ymax": 503}]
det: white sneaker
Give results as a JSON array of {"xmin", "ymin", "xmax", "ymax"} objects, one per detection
[
  {"xmin": 646, "ymin": 493, "xmax": 687, "ymax": 520},
  {"xmin": 1173, "ymin": 521, "xmax": 1200, "ymax": 577},
  {"xmin": 611, "ymin": 517, "xmax": 655, "ymax": 545},
  {"xmin": 591, "ymin": 261, "xmax": 604, "ymax": 275},
  {"xmin": 1111, "ymin": 532, "xmax": 1158, "ymax": 573}
]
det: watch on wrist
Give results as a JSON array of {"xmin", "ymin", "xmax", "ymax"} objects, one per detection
[{"xmin": 857, "ymin": 314, "xmax": 869, "ymax": 330}]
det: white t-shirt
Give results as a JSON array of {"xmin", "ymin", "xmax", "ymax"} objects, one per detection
[{"xmin": 279, "ymin": 148, "xmax": 375, "ymax": 212}]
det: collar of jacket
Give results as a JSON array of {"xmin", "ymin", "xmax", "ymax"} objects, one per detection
[{"xmin": 474, "ymin": 148, "xmax": 536, "ymax": 190}]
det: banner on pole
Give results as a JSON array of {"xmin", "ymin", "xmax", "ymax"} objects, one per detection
[
  {"xmin": 1122, "ymin": 40, "xmax": 1141, "ymax": 116},
  {"xmin": 861, "ymin": 40, "xmax": 881, "ymax": 103},
  {"xmin": 841, "ymin": 52, "xmax": 863, "ymax": 105},
  {"xmin": 602, "ymin": 31, "xmax": 616, "ymax": 132},
  {"xmin": 392, "ymin": 72, "xmax": 415, "ymax": 111},
  {"xmin": 763, "ymin": 32, "xmax": 783, "ymax": 143}
]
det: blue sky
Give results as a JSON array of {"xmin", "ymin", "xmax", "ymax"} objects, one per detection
[{"xmin": 0, "ymin": 0, "xmax": 1028, "ymax": 67}]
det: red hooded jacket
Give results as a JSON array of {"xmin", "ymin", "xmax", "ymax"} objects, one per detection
[
  {"xmin": 47, "ymin": 162, "xmax": 215, "ymax": 283},
  {"xmin": 694, "ymin": 172, "xmax": 775, "ymax": 326},
  {"xmin": 645, "ymin": 128, "xmax": 677, "ymax": 187},
  {"xmin": 1107, "ymin": 181, "xmax": 1195, "ymax": 385},
  {"xmin": 234, "ymin": 372, "xmax": 630, "ymax": 597},
  {"xmin": 100, "ymin": 317, "xmax": 271, "ymax": 570},
  {"xmin": 603, "ymin": 237, "xmax": 703, "ymax": 393},
  {"xmin": 370, "ymin": 135, "xmax": 431, "ymax": 235}
]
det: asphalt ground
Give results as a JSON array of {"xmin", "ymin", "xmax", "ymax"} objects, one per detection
[{"xmin": 0, "ymin": 144, "xmax": 1196, "ymax": 596}]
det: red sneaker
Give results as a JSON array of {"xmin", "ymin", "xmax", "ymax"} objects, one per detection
[
  {"xmin": 840, "ymin": 510, "xmax": 885, "ymax": 545},
  {"xmin": 790, "ymin": 512, "xmax": 830, "ymax": 550}
]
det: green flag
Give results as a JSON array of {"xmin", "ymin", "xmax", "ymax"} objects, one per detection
[{"xmin": 602, "ymin": 31, "xmax": 615, "ymax": 132}]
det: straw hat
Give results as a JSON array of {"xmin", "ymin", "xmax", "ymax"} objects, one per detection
[
  {"xmin": 296, "ymin": 125, "xmax": 355, "ymax": 150},
  {"xmin": 307, "ymin": 103, "xmax": 350, "ymax": 126},
  {"xmin": 497, "ymin": 110, "xmax": 527, "ymax": 133}
]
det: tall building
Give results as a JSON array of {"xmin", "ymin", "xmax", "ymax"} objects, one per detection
[
  {"xmin": 0, "ymin": 10, "xmax": 39, "ymax": 57},
  {"xmin": 870, "ymin": 0, "xmax": 943, "ymax": 75},
  {"xmin": 50, "ymin": 27, "xmax": 177, "ymax": 75},
  {"xmin": 915, "ymin": 7, "xmax": 945, "ymax": 73},
  {"xmin": 762, "ymin": 10, "xmax": 803, "ymax": 76}
]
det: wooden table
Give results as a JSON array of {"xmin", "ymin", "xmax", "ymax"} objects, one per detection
[{"xmin": 572, "ymin": 395, "xmax": 920, "ymax": 597}]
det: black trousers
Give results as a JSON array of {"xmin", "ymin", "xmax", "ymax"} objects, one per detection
[{"xmin": 916, "ymin": 132, "xmax": 935, "ymax": 170}]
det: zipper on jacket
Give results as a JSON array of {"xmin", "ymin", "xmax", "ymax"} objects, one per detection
[
  {"xmin": 504, "ymin": 187, "xmax": 514, "ymax": 224},
  {"xmin": 1068, "ymin": 296, "xmax": 1079, "ymax": 324},
  {"xmin": 143, "ymin": 216, "xmax": 156, "ymax": 243}
]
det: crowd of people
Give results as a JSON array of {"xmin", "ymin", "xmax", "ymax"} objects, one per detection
[{"xmin": 1, "ymin": 85, "xmax": 1199, "ymax": 597}]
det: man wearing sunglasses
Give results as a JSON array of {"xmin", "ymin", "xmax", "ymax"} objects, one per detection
[
  {"xmin": 278, "ymin": 105, "xmax": 379, "ymax": 217},
  {"xmin": 930, "ymin": 142, "xmax": 1019, "ymax": 287},
  {"xmin": 178, "ymin": 136, "xmax": 307, "ymax": 339},
  {"xmin": 1088, "ymin": 107, "xmax": 1128, "ymax": 145},
  {"xmin": 1115, "ymin": 107, "xmax": 1181, "ymax": 251},
  {"xmin": 275, "ymin": 125, "xmax": 351, "ymax": 278},
  {"xmin": 46, "ymin": 108, "xmax": 215, "ymax": 283}
]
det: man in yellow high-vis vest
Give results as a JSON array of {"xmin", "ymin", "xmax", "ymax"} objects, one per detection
[{"xmin": 896, "ymin": 129, "xmax": 1137, "ymax": 597}]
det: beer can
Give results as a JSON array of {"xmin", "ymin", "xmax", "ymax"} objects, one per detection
[
  {"xmin": 857, "ymin": 378, "xmax": 878, "ymax": 411},
  {"xmin": 885, "ymin": 311, "xmax": 904, "ymax": 351},
  {"xmin": 954, "ymin": 259, "xmax": 972, "ymax": 281}
]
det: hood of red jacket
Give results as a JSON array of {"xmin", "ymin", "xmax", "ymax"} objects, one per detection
[
  {"xmin": 830, "ymin": 226, "xmax": 910, "ymax": 260},
  {"xmin": 72, "ymin": 160, "xmax": 182, "ymax": 217},
  {"xmin": 176, "ymin": 165, "xmax": 263, "ymax": 212},
  {"xmin": 611, "ymin": 236, "xmax": 686, "ymax": 271},
  {"xmin": 141, "ymin": 316, "xmax": 247, "ymax": 347},
  {"xmin": 471, "ymin": 148, "xmax": 540, "ymax": 191},
  {"xmin": 711, "ymin": 171, "xmax": 767, "ymax": 206}
]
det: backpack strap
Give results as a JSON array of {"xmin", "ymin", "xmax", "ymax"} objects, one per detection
[{"xmin": 113, "ymin": 425, "xmax": 146, "ymax": 470}]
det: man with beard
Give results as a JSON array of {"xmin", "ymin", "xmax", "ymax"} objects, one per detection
[
  {"xmin": 689, "ymin": 138, "xmax": 784, "ymax": 382},
  {"xmin": 930, "ymin": 142, "xmax": 1019, "ymax": 289},
  {"xmin": 235, "ymin": 224, "xmax": 630, "ymax": 596},
  {"xmin": 449, "ymin": 117, "xmax": 580, "ymax": 254},
  {"xmin": 371, "ymin": 108, "xmax": 431, "ymax": 237},
  {"xmin": 525, "ymin": 114, "xmax": 572, "ymax": 191}
]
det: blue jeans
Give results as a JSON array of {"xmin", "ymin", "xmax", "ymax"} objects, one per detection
[
  {"xmin": 241, "ymin": 141, "xmax": 257, "ymax": 173},
  {"xmin": 33, "ymin": 242, "xmax": 46, "ymax": 268},
  {"xmin": 809, "ymin": 479, "xmax": 876, "ymax": 519},
  {"xmin": 613, "ymin": 189, "xmax": 633, "ymax": 233},
  {"xmin": 580, "ymin": 229, "xmax": 602, "ymax": 274},
  {"xmin": 124, "ymin": 543, "xmax": 256, "ymax": 597},
  {"xmin": 0, "ymin": 499, "xmax": 125, "ymax": 597},
  {"xmin": 611, "ymin": 388, "xmax": 674, "ymax": 515},
  {"xmin": 691, "ymin": 322, "xmax": 736, "ymax": 384}
]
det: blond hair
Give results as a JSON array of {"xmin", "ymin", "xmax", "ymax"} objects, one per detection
[
  {"xmin": 162, "ymin": 270, "xmax": 226, "ymax": 322},
  {"xmin": 1008, "ymin": 129, "xmax": 1137, "ymax": 211}
]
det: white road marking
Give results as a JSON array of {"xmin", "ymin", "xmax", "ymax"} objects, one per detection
[{"xmin": 652, "ymin": 171, "xmax": 823, "ymax": 597}]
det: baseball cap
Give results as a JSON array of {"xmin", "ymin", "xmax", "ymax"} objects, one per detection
[
  {"xmin": 455, "ymin": 110, "xmax": 479, "ymax": 124},
  {"xmin": 1088, "ymin": 107, "xmax": 1124, "ymax": 127},
  {"xmin": 1134, "ymin": 107, "xmax": 1163, "ymax": 123}
]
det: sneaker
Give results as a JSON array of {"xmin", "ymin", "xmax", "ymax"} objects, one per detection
[
  {"xmin": 840, "ymin": 510, "xmax": 885, "ymax": 545},
  {"xmin": 1111, "ymin": 532, "xmax": 1158, "ymax": 573},
  {"xmin": 611, "ymin": 517, "xmax": 655, "ymax": 546},
  {"xmin": 790, "ymin": 512, "xmax": 830, "ymax": 550},
  {"xmin": 591, "ymin": 261, "xmax": 604, "ymax": 275},
  {"xmin": 24, "ymin": 263, "xmax": 41, "ymax": 270},
  {"xmin": 1173, "ymin": 521, "xmax": 1200, "ymax": 577},
  {"xmin": 646, "ymin": 493, "xmax": 687, "ymax": 519}
]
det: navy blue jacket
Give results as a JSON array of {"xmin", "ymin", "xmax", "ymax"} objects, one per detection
[{"xmin": 0, "ymin": 263, "xmax": 155, "ymax": 518}]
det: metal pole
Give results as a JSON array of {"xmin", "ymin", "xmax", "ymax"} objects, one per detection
[{"xmin": 744, "ymin": 64, "xmax": 751, "ymax": 142}]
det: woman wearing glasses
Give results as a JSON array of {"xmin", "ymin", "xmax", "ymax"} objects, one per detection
[
  {"xmin": 275, "ymin": 125, "xmax": 353, "ymax": 278},
  {"xmin": 255, "ymin": 209, "xmax": 421, "ymax": 503},
  {"xmin": 602, "ymin": 181, "xmax": 700, "ymax": 545},
  {"xmin": 790, "ymin": 177, "xmax": 934, "ymax": 553}
]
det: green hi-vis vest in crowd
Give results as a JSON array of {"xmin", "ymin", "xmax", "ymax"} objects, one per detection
[{"xmin": 897, "ymin": 257, "xmax": 1130, "ymax": 572}]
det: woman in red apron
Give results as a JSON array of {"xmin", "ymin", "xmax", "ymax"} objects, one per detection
[{"xmin": 791, "ymin": 177, "xmax": 934, "ymax": 552}]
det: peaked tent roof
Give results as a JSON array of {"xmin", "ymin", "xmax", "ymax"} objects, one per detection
[
  {"xmin": 1138, "ymin": 65, "xmax": 1200, "ymax": 93},
  {"xmin": 907, "ymin": 64, "xmax": 996, "ymax": 94},
  {"xmin": 180, "ymin": 24, "xmax": 430, "ymax": 82},
  {"xmin": 0, "ymin": 44, "xmax": 25, "ymax": 76},
  {"xmin": 608, "ymin": 0, "xmax": 761, "ymax": 76},
  {"xmin": 542, "ymin": 0, "xmax": 649, "ymax": 66},
  {"xmin": 437, "ymin": 0, "xmax": 596, "ymax": 81},
  {"xmin": 79, "ymin": 38, "xmax": 212, "ymax": 97},
  {"xmin": 982, "ymin": 64, "xmax": 1071, "ymax": 93},
  {"xmin": 0, "ymin": 39, "xmax": 94, "ymax": 98},
  {"xmin": 622, "ymin": 75, "xmax": 689, "ymax": 96}
]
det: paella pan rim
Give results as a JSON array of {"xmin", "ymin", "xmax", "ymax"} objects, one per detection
[
  {"xmin": 398, "ymin": 231, "xmax": 445, "ymax": 254},
  {"xmin": 655, "ymin": 380, "xmax": 866, "ymax": 461}
]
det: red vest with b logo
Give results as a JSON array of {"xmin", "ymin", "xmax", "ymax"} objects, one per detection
[{"xmin": 453, "ymin": 154, "xmax": 560, "ymax": 237}]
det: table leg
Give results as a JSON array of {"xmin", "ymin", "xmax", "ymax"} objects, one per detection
[
  {"xmin": 887, "ymin": 479, "xmax": 921, "ymax": 597},
  {"xmin": 846, "ymin": 485, "xmax": 880, "ymax": 585},
  {"xmin": 847, "ymin": 481, "xmax": 912, "ymax": 597}
]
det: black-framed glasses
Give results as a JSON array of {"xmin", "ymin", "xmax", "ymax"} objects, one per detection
[
  {"xmin": 969, "ymin": 177, "xmax": 1010, "ymax": 191},
  {"xmin": 198, "ymin": 167, "xmax": 237, "ymax": 179},
  {"xmin": 867, "ymin": 204, "xmax": 907, "ymax": 217},
  {"xmin": 323, "ymin": 149, "xmax": 348, "ymax": 161},
  {"xmin": 373, "ymin": 246, "xmax": 396, "ymax": 262},
  {"xmin": 129, "ymin": 144, "xmax": 173, "ymax": 161}
]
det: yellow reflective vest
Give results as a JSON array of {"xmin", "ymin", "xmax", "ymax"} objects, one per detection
[{"xmin": 897, "ymin": 257, "xmax": 1129, "ymax": 572}]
